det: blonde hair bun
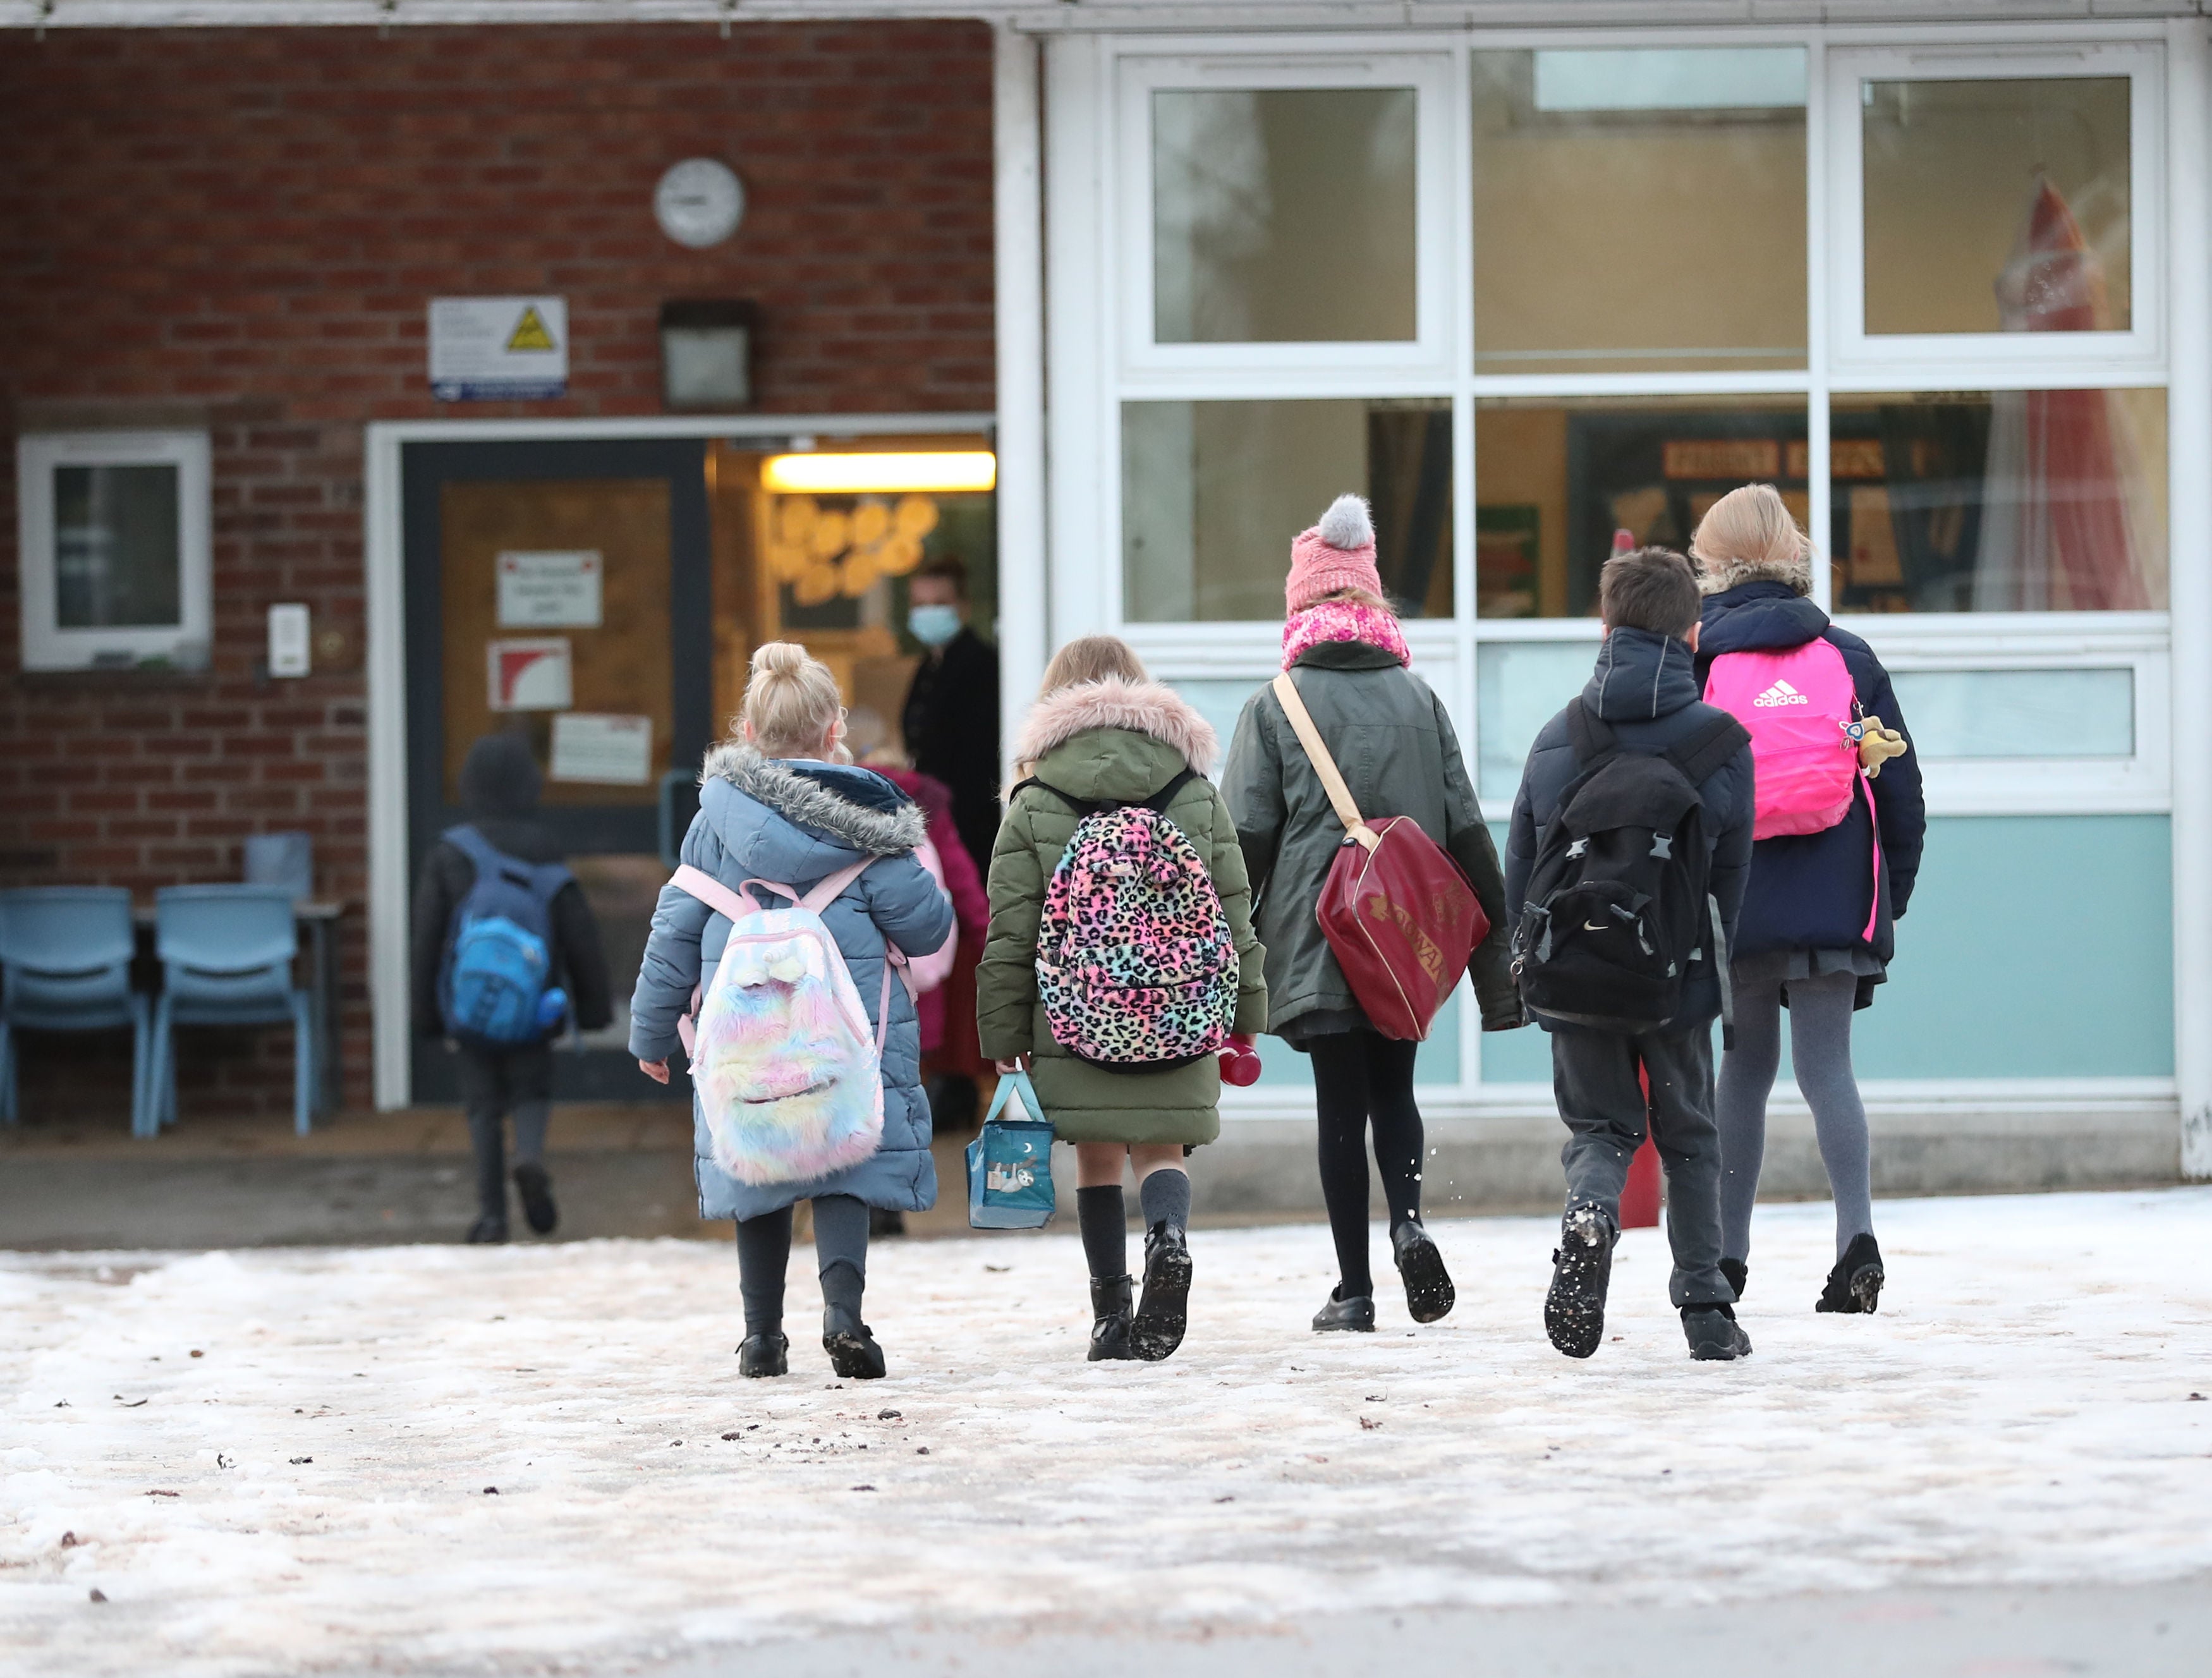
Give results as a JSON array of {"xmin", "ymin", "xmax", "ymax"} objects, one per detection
[{"xmin": 741, "ymin": 640, "xmax": 846, "ymax": 758}]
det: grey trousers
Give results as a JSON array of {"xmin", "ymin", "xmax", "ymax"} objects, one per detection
[
  {"xmin": 1550, "ymin": 1023, "xmax": 1732, "ymax": 1308},
  {"xmin": 455, "ymin": 1043, "xmax": 552, "ymax": 1223}
]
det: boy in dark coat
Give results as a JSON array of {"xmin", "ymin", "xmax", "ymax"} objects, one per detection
[
  {"xmin": 1505, "ymin": 548, "xmax": 1756, "ymax": 1362},
  {"xmin": 411, "ymin": 733, "xmax": 613, "ymax": 1243}
]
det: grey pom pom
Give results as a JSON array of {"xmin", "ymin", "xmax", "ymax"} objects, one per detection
[{"xmin": 1315, "ymin": 494, "xmax": 1373, "ymax": 551}]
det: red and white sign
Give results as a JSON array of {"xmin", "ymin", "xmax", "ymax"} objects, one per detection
[
  {"xmin": 497, "ymin": 550, "xmax": 602, "ymax": 628},
  {"xmin": 487, "ymin": 638, "xmax": 573, "ymax": 711}
]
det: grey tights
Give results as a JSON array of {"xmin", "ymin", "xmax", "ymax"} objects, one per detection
[
  {"xmin": 1717, "ymin": 967, "xmax": 1874, "ymax": 1263},
  {"xmin": 734, "ymin": 1195, "xmax": 871, "ymax": 1337}
]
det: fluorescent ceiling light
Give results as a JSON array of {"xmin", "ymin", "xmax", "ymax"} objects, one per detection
[
  {"xmin": 1533, "ymin": 48, "xmax": 1807, "ymax": 114},
  {"xmin": 760, "ymin": 451, "xmax": 997, "ymax": 494}
]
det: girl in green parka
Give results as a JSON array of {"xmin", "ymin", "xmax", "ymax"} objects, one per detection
[{"xmin": 978, "ymin": 636, "xmax": 1267, "ymax": 1364}]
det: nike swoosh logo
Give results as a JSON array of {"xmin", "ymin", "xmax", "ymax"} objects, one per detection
[{"xmin": 1583, "ymin": 921, "xmax": 1608, "ymax": 932}]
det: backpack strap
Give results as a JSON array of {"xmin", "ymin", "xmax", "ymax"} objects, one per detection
[
  {"xmin": 1270, "ymin": 672, "xmax": 1378, "ymax": 852},
  {"xmin": 1141, "ymin": 767, "xmax": 1198, "ymax": 813},
  {"xmin": 671, "ymin": 864, "xmax": 753, "ymax": 925},
  {"xmin": 1015, "ymin": 771, "xmax": 1196, "ymax": 818},
  {"xmin": 1011, "ymin": 777, "xmax": 1102, "ymax": 818},
  {"xmin": 1666, "ymin": 712, "xmax": 1754, "ymax": 788},
  {"xmin": 1566, "ymin": 702, "xmax": 1620, "ymax": 768}
]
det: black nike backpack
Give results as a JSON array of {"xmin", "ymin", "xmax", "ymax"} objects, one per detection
[{"xmin": 1512, "ymin": 702, "xmax": 1750, "ymax": 1034}]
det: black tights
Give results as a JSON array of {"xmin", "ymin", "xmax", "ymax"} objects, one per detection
[{"xmin": 1308, "ymin": 1030, "xmax": 1425, "ymax": 1298}]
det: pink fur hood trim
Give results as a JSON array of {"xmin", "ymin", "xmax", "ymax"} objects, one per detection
[{"xmin": 1012, "ymin": 678, "xmax": 1219, "ymax": 778}]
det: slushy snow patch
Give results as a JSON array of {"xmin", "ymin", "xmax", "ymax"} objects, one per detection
[{"xmin": 2, "ymin": 1190, "xmax": 2208, "ymax": 1676}]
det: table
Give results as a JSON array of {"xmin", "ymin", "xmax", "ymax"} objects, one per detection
[{"xmin": 134, "ymin": 901, "xmax": 346, "ymax": 1118}]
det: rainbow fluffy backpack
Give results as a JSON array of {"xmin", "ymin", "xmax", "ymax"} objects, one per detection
[
  {"xmin": 672, "ymin": 859, "xmax": 906, "ymax": 1186},
  {"xmin": 1020, "ymin": 768, "xmax": 1237, "ymax": 1071}
]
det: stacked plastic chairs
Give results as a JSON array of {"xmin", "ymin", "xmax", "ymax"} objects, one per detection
[
  {"xmin": 148, "ymin": 885, "xmax": 314, "ymax": 1138},
  {"xmin": 0, "ymin": 887, "xmax": 152, "ymax": 1134}
]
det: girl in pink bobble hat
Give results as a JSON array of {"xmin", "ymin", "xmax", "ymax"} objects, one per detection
[{"xmin": 1281, "ymin": 494, "xmax": 1411, "ymax": 668}]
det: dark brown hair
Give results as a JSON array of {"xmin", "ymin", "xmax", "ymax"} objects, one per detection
[
  {"xmin": 913, "ymin": 554, "xmax": 969, "ymax": 600},
  {"xmin": 1598, "ymin": 546, "xmax": 1702, "ymax": 639}
]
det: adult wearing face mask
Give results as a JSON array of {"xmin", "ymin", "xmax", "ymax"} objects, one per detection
[{"xmin": 900, "ymin": 556, "xmax": 1000, "ymax": 879}]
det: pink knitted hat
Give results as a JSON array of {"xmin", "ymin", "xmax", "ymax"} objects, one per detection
[{"xmin": 1286, "ymin": 494, "xmax": 1384, "ymax": 614}]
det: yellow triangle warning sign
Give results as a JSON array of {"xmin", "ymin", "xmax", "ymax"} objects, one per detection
[{"xmin": 506, "ymin": 306, "xmax": 558, "ymax": 353}]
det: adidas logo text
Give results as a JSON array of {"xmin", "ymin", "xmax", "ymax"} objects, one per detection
[{"xmin": 1753, "ymin": 678, "xmax": 1810, "ymax": 708}]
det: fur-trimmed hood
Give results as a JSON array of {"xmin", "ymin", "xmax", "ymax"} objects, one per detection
[
  {"xmin": 1696, "ymin": 547, "xmax": 1813, "ymax": 597},
  {"xmin": 699, "ymin": 743, "xmax": 927, "ymax": 857},
  {"xmin": 1012, "ymin": 678, "xmax": 1218, "ymax": 779}
]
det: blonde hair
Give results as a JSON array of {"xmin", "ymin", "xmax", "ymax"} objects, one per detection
[
  {"xmin": 1690, "ymin": 483, "xmax": 1813, "ymax": 597},
  {"xmin": 1313, "ymin": 585, "xmax": 1394, "ymax": 613},
  {"xmin": 1036, "ymin": 635, "xmax": 1148, "ymax": 699},
  {"xmin": 741, "ymin": 641, "xmax": 846, "ymax": 758}
]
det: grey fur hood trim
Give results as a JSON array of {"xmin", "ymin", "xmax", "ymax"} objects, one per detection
[
  {"xmin": 1013, "ymin": 678, "xmax": 1218, "ymax": 777},
  {"xmin": 1696, "ymin": 548, "xmax": 1813, "ymax": 597},
  {"xmin": 699, "ymin": 743, "xmax": 927, "ymax": 856}
]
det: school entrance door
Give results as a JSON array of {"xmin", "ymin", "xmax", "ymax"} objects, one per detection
[{"xmin": 401, "ymin": 438, "xmax": 712, "ymax": 1103}]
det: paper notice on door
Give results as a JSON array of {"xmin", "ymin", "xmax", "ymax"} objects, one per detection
[
  {"xmin": 487, "ymin": 638, "xmax": 573, "ymax": 711},
  {"xmin": 550, "ymin": 712, "xmax": 653, "ymax": 785},
  {"xmin": 497, "ymin": 550, "xmax": 603, "ymax": 628}
]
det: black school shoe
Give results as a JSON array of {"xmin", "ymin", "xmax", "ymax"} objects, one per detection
[
  {"xmin": 1683, "ymin": 1303, "xmax": 1754, "ymax": 1360},
  {"xmin": 1129, "ymin": 1221, "xmax": 1193, "ymax": 1362},
  {"xmin": 738, "ymin": 1332, "xmax": 789, "ymax": 1378},
  {"xmin": 465, "ymin": 1216, "xmax": 509, "ymax": 1245},
  {"xmin": 512, "ymin": 1162, "xmax": 559, "ymax": 1236},
  {"xmin": 1543, "ymin": 1203, "xmax": 1617, "ymax": 1359},
  {"xmin": 822, "ymin": 1304, "xmax": 888, "ymax": 1380},
  {"xmin": 1311, "ymin": 1287, "xmax": 1377, "ymax": 1333},
  {"xmin": 1392, "ymin": 1219, "xmax": 1455, "ymax": 1323},
  {"xmin": 1817, "ymin": 1232, "xmax": 1885, "ymax": 1315},
  {"xmin": 1719, "ymin": 1257, "xmax": 1748, "ymax": 1303},
  {"xmin": 1088, "ymin": 1274, "xmax": 1135, "ymax": 1362}
]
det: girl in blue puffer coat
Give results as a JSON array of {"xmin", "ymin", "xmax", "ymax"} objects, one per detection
[{"xmin": 630, "ymin": 642, "xmax": 952, "ymax": 1381}]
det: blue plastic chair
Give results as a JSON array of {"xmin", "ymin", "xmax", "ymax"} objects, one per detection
[
  {"xmin": 0, "ymin": 887, "xmax": 152, "ymax": 1134},
  {"xmin": 150, "ymin": 885, "xmax": 313, "ymax": 1138}
]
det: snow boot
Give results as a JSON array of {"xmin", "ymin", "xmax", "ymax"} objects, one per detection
[
  {"xmin": 1719, "ymin": 1257, "xmax": 1748, "ymax": 1302},
  {"xmin": 1683, "ymin": 1303, "xmax": 1753, "ymax": 1361},
  {"xmin": 1088, "ymin": 1274, "xmax": 1135, "ymax": 1362},
  {"xmin": 738, "ymin": 1332, "xmax": 789, "ymax": 1378},
  {"xmin": 1543, "ymin": 1203, "xmax": 1616, "ymax": 1359},
  {"xmin": 465, "ymin": 1215, "xmax": 508, "ymax": 1245},
  {"xmin": 1392, "ymin": 1219, "xmax": 1455, "ymax": 1324},
  {"xmin": 512, "ymin": 1162, "xmax": 558, "ymax": 1236},
  {"xmin": 822, "ymin": 1304, "xmax": 887, "ymax": 1380},
  {"xmin": 868, "ymin": 1208, "xmax": 908, "ymax": 1238},
  {"xmin": 1816, "ymin": 1232, "xmax": 1885, "ymax": 1315},
  {"xmin": 1311, "ymin": 1287, "xmax": 1376, "ymax": 1333},
  {"xmin": 1129, "ymin": 1220, "xmax": 1192, "ymax": 1363}
]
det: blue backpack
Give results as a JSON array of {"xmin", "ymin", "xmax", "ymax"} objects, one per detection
[{"xmin": 439, "ymin": 825, "xmax": 573, "ymax": 1046}]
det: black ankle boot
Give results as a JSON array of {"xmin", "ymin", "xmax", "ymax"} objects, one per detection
[
  {"xmin": 1391, "ymin": 1219, "xmax": 1455, "ymax": 1324},
  {"xmin": 512, "ymin": 1162, "xmax": 558, "ymax": 1236},
  {"xmin": 1816, "ymin": 1232, "xmax": 1885, "ymax": 1315},
  {"xmin": 1683, "ymin": 1303, "xmax": 1753, "ymax": 1361},
  {"xmin": 1544, "ymin": 1203, "xmax": 1616, "ymax": 1359},
  {"xmin": 1311, "ymin": 1287, "xmax": 1376, "ymax": 1333},
  {"xmin": 1129, "ymin": 1221, "xmax": 1191, "ymax": 1362},
  {"xmin": 822, "ymin": 1304, "xmax": 887, "ymax": 1380},
  {"xmin": 738, "ymin": 1332, "xmax": 789, "ymax": 1378},
  {"xmin": 465, "ymin": 1215, "xmax": 508, "ymax": 1245},
  {"xmin": 1088, "ymin": 1274, "xmax": 1134, "ymax": 1362}
]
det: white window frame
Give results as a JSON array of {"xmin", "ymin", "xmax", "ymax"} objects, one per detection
[
  {"xmin": 1116, "ymin": 47, "xmax": 1461, "ymax": 387},
  {"xmin": 1824, "ymin": 39, "xmax": 2166, "ymax": 386},
  {"xmin": 15, "ymin": 429, "xmax": 212, "ymax": 673}
]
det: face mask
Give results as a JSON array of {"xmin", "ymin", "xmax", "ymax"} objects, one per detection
[{"xmin": 908, "ymin": 604, "xmax": 962, "ymax": 648}]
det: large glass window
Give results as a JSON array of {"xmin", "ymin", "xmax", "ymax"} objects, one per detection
[
  {"xmin": 1123, "ymin": 399, "xmax": 1453, "ymax": 621},
  {"xmin": 1470, "ymin": 48, "xmax": 1806, "ymax": 374},
  {"xmin": 1475, "ymin": 397, "xmax": 1809, "ymax": 617},
  {"xmin": 52, "ymin": 464, "xmax": 183, "ymax": 629},
  {"xmin": 1862, "ymin": 77, "xmax": 2131, "ymax": 337},
  {"xmin": 1153, "ymin": 87, "xmax": 1419, "ymax": 343},
  {"xmin": 1828, "ymin": 390, "xmax": 2165, "ymax": 612}
]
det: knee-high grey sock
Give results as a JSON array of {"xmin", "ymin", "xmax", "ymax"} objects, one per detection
[
  {"xmin": 509, "ymin": 1100, "xmax": 549, "ymax": 1167},
  {"xmin": 734, "ymin": 1209, "xmax": 793, "ymax": 1339},
  {"xmin": 812, "ymin": 1194, "xmax": 871, "ymax": 1316},
  {"xmin": 1138, "ymin": 1167, "xmax": 1190, "ymax": 1232},
  {"xmin": 1786, "ymin": 972, "xmax": 1875, "ymax": 1258},
  {"xmin": 1715, "ymin": 970, "xmax": 1784, "ymax": 1263},
  {"xmin": 1076, "ymin": 1185, "xmax": 1129, "ymax": 1279}
]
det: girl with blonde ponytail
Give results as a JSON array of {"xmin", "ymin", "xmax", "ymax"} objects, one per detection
[{"xmin": 628, "ymin": 641, "xmax": 952, "ymax": 1381}]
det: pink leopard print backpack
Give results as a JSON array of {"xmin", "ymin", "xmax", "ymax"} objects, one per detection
[{"xmin": 1021, "ymin": 768, "xmax": 1239, "ymax": 1071}]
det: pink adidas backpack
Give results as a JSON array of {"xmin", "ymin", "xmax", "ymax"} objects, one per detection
[{"xmin": 1703, "ymin": 639, "xmax": 1861, "ymax": 839}]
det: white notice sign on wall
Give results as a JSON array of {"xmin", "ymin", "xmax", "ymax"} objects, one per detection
[
  {"xmin": 497, "ymin": 550, "xmax": 602, "ymax": 628},
  {"xmin": 428, "ymin": 296, "xmax": 568, "ymax": 401},
  {"xmin": 550, "ymin": 713, "xmax": 653, "ymax": 786},
  {"xmin": 486, "ymin": 638, "xmax": 573, "ymax": 712}
]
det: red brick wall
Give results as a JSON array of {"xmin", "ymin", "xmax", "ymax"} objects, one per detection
[{"xmin": 0, "ymin": 22, "xmax": 997, "ymax": 1120}]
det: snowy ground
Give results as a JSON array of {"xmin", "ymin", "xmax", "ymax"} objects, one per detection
[{"xmin": 3, "ymin": 1189, "xmax": 2209, "ymax": 1677}]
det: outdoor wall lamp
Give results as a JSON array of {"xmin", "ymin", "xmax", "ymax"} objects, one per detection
[
  {"xmin": 758, "ymin": 451, "xmax": 999, "ymax": 495},
  {"xmin": 659, "ymin": 300, "xmax": 757, "ymax": 411}
]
